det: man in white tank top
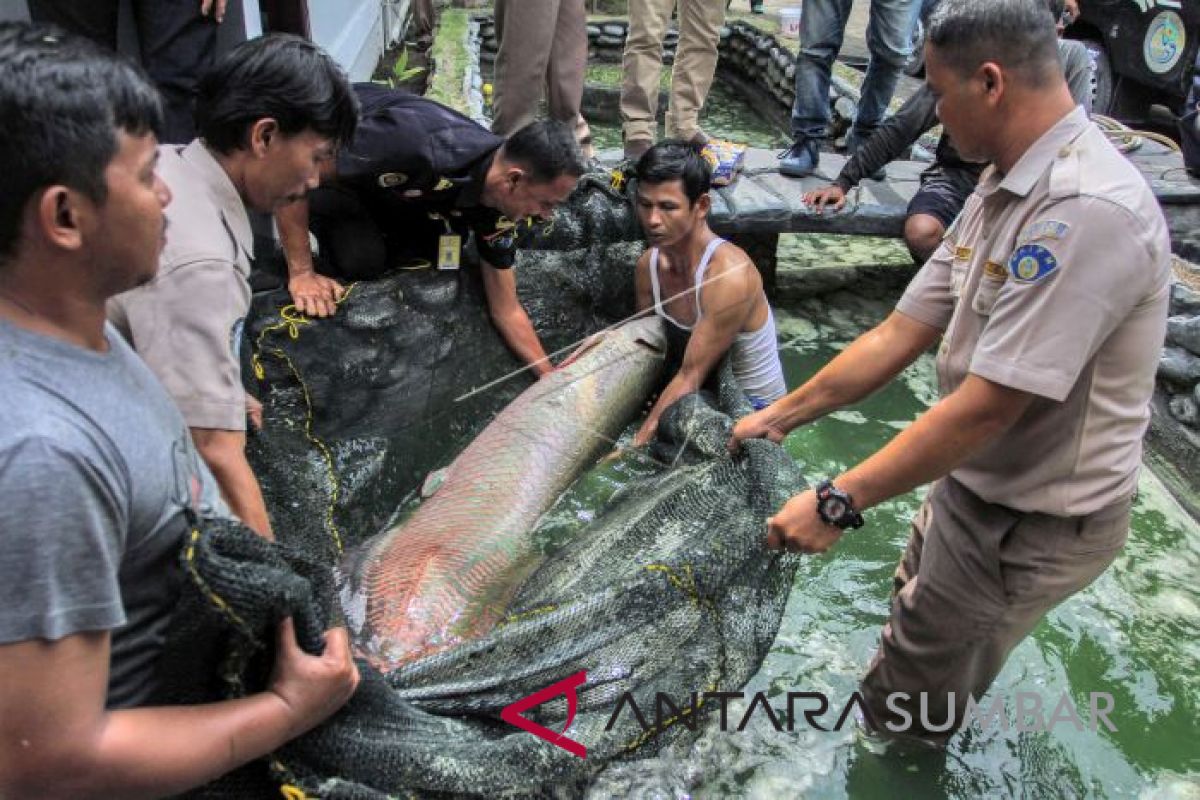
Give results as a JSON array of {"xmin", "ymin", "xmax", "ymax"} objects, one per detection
[{"xmin": 631, "ymin": 142, "xmax": 786, "ymax": 446}]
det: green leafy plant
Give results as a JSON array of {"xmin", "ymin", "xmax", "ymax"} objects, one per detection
[
  {"xmin": 375, "ymin": 47, "xmax": 426, "ymax": 88},
  {"xmin": 392, "ymin": 48, "xmax": 425, "ymax": 83}
]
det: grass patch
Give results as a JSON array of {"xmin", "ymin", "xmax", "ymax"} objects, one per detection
[{"xmin": 426, "ymin": 8, "xmax": 470, "ymax": 112}]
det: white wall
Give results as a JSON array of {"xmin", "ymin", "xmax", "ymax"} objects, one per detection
[
  {"xmin": 0, "ymin": 0, "xmax": 402, "ymax": 80},
  {"xmin": 308, "ymin": 0, "xmax": 407, "ymax": 81}
]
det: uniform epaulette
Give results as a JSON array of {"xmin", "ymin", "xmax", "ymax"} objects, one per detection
[{"xmin": 1049, "ymin": 144, "xmax": 1081, "ymax": 200}]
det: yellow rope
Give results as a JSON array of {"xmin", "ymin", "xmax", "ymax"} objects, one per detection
[
  {"xmin": 250, "ymin": 283, "xmax": 359, "ymax": 557},
  {"xmin": 610, "ymin": 168, "xmax": 627, "ymax": 193},
  {"xmin": 183, "ymin": 526, "xmax": 256, "ymax": 642},
  {"xmin": 643, "ymin": 563, "xmax": 710, "ymax": 612},
  {"xmin": 497, "ymin": 603, "xmax": 559, "ymax": 626},
  {"xmin": 271, "ymin": 759, "xmax": 310, "ymax": 799}
]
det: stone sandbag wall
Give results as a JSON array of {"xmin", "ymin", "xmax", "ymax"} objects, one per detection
[{"xmin": 1153, "ymin": 259, "xmax": 1200, "ymax": 514}]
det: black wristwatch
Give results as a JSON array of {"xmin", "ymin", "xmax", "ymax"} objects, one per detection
[{"xmin": 815, "ymin": 479, "xmax": 864, "ymax": 530}]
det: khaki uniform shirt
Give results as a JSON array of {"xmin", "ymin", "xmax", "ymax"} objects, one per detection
[
  {"xmin": 108, "ymin": 140, "xmax": 253, "ymax": 431},
  {"xmin": 896, "ymin": 107, "xmax": 1171, "ymax": 516}
]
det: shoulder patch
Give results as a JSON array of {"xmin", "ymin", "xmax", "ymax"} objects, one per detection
[
  {"xmin": 1019, "ymin": 220, "xmax": 1070, "ymax": 244},
  {"xmin": 1008, "ymin": 244, "xmax": 1059, "ymax": 284}
]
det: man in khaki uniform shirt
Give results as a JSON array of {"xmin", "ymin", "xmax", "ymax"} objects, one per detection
[
  {"xmin": 109, "ymin": 35, "xmax": 358, "ymax": 539},
  {"xmin": 730, "ymin": 0, "xmax": 1170, "ymax": 743}
]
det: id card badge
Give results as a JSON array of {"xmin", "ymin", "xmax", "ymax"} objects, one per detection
[{"xmin": 437, "ymin": 234, "xmax": 462, "ymax": 270}]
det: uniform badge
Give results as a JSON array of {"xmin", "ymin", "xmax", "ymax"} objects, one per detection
[
  {"xmin": 954, "ymin": 246, "xmax": 972, "ymax": 261},
  {"xmin": 1008, "ymin": 244, "xmax": 1058, "ymax": 284},
  {"xmin": 1019, "ymin": 219, "xmax": 1070, "ymax": 244},
  {"xmin": 433, "ymin": 178, "xmax": 455, "ymax": 191},
  {"xmin": 377, "ymin": 172, "xmax": 408, "ymax": 188},
  {"xmin": 983, "ymin": 260, "xmax": 1007, "ymax": 280}
]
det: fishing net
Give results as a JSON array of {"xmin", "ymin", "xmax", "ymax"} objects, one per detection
[
  {"xmin": 158, "ymin": 362, "xmax": 804, "ymax": 798},
  {"xmin": 152, "ymin": 173, "xmax": 805, "ymax": 797}
]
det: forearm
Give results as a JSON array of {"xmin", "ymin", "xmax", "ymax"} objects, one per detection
[
  {"xmin": 192, "ymin": 428, "xmax": 274, "ymax": 540},
  {"xmin": 77, "ymin": 694, "xmax": 297, "ymax": 800},
  {"xmin": 491, "ymin": 306, "xmax": 552, "ymax": 376},
  {"xmin": 639, "ymin": 371, "xmax": 701, "ymax": 441},
  {"xmin": 836, "ymin": 377, "xmax": 1030, "ymax": 510},
  {"xmin": 769, "ymin": 314, "xmax": 936, "ymax": 432},
  {"xmin": 276, "ymin": 199, "xmax": 316, "ymax": 279},
  {"xmin": 838, "ymin": 89, "xmax": 937, "ymax": 189}
]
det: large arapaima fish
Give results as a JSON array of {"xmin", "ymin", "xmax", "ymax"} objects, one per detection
[{"xmin": 338, "ymin": 317, "xmax": 667, "ymax": 670}]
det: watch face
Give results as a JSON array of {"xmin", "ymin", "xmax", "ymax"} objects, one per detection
[{"xmin": 822, "ymin": 496, "xmax": 847, "ymax": 521}]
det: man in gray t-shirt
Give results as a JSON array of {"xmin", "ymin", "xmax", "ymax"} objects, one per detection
[
  {"xmin": 0, "ymin": 318, "xmax": 225, "ymax": 707},
  {"xmin": 0, "ymin": 25, "xmax": 358, "ymax": 797}
]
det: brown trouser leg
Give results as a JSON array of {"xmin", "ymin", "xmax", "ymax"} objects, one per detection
[
  {"xmin": 665, "ymin": 0, "xmax": 725, "ymax": 139},
  {"xmin": 492, "ymin": 0, "xmax": 588, "ymax": 144},
  {"xmin": 859, "ymin": 477, "xmax": 1130, "ymax": 743},
  {"xmin": 620, "ymin": 0, "xmax": 674, "ymax": 143},
  {"xmin": 411, "ymin": 0, "xmax": 435, "ymax": 39}
]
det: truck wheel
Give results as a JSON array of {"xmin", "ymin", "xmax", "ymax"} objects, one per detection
[{"xmin": 1080, "ymin": 38, "xmax": 1114, "ymax": 114}]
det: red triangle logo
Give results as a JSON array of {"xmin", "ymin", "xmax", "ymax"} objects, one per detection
[{"xmin": 500, "ymin": 670, "xmax": 588, "ymax": 758}]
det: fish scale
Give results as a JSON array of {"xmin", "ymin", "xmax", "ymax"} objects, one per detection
[{"xmin": 338, "ymin": 318, "xmax": 667, "ymax": 671}]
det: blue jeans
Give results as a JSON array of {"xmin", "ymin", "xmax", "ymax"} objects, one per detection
[{"xmin": 790, "ymin": 0, "xmax": 921, "ymax": 142}]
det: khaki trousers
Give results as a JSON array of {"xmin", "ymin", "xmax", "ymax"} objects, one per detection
[
  {"xmin": 411, "ymin": 0, "xmax": 435, "ymax": 38},
  {"xmin": 620, "ymin": 0, "xmax": 726, "ymax": 142},
  {"xmin": 492, "ymin": 0, "xmax": 590, "ymax": 150},
  {"xmin": 859, "ymin": 477, "xmax": 1130, "ymax": 743}
]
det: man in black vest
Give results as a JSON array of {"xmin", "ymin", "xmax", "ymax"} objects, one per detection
[{"xmin": 277, "ymin": 85, "xmax": 586, "ymax": 378}]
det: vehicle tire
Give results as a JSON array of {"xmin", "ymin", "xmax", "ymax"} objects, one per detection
[{"xmin": 1080, "ymin": 38, "xmax": 1115, "ymax": 114}]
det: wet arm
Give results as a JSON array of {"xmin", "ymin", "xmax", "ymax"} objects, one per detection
[
  {"xmin": 753, "ymin": 311, "xmax": 940, "ymax": 435},
  {"xmin": 0, "ymin": 631, "xmax": 328, "ymax": 799},
  {"xmin": 765, "ymin": 374, "xmax": 1034, "ymax": 553},
  {"xmin": 277, "ymin": 163, "xmax": 345, "ymax": 317},
  {"xmin": 835, "ymin": 374, "xmax": 1033, "ymax": 509},
  {"xmin": 634, "ymin": 250, "xmax": 653, "ymax": 313},
  {"xmin": 190, "ymin": 427, "xmax": 273, "ymax": 540},
  {"xmin": 481, "ymin": 260, "xmax": 553, "ymax": 377}
]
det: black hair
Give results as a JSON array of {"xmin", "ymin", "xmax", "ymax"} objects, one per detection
[
  {"xmin": 196, "ymin": 34, "xmax": 359, "ymax": 154},
  {"xmin": 634, "ymin": 140, "xmax": 712, "ymax": 206},
  {"xmin": 502, "ymin": 119, "xmax": 587, "ymax": 183},
  {"xmin": 1046, "ymin": 0, "xmax": 1066, "ymax": 20},
  {"xmin": 0, "ymin": 22, "xmax": 162, "ymax": 263},
  {"xmin": 927, "ymin": 0, "xmax": 1062, "ymax": 87}
]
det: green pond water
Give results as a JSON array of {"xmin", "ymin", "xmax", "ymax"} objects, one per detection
[
  {"xmin": 583, "ymin": 66, "xmax": 791, "ymax": 152},
  {"xmin": 531, "ymin": 287, "xmax": 1199, "ymax": 799}
]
